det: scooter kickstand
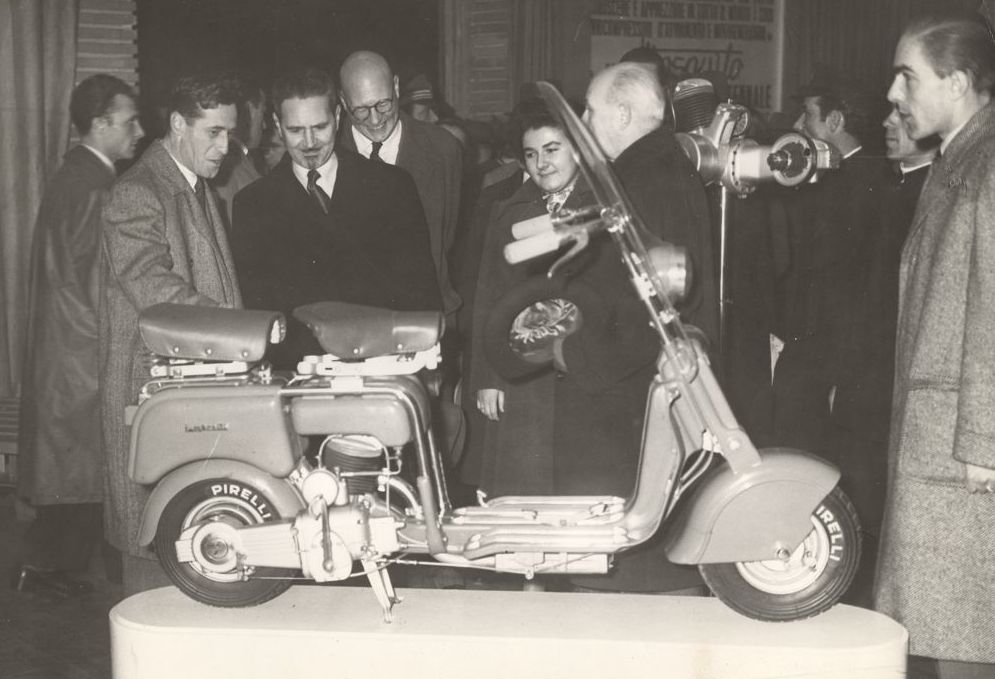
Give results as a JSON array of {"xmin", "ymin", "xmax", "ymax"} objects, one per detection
[{"xmin": 362, "ymin": 557, "xmax": 400, "ymax": 623}]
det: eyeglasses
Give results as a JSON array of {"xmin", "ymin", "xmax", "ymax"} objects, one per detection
[{"xmin": 348, "ymin": 97, "xmax": 395, "ymax": 121}]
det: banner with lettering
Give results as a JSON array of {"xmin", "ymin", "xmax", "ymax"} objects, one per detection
[{"xmin": 590, "ymin": 0, "xmax": 785, "ymax": 114}]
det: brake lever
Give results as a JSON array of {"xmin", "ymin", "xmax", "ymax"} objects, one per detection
[{"xmin": 548, "ymin": 230, "xmax": 589, "ymax": 278}]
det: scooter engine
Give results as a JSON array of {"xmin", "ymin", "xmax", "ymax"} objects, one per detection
[{"xmin": 320, "ymin": 434, "xmax": 390, "ymax": 495}]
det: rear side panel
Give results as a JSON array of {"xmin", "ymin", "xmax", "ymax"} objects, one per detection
[{"xmin": 129, "ymin": 385, "xmax": 302, "ymax": 484}]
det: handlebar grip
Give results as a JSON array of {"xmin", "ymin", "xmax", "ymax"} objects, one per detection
[
  {"xmin": 504, "ymin": 230, "xmax": 565, "ymax": 264},
  {"xmin": 511, "ymin": 213, "xmax": 554, "ymax": 240}
]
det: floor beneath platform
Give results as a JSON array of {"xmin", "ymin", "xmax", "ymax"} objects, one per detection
[{"xmin": 0, "ymin": 487, "xmax": 940, "ymax": 678}]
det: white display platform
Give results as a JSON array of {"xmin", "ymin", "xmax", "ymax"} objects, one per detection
[{"xmin": 110, "ymin": 586, "xmax": 907, "ymax": 679}]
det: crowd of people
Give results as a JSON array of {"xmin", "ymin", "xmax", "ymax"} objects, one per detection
[{"xmin": 13, "ymin": 8, "xmax": 994, "ymax": 676}]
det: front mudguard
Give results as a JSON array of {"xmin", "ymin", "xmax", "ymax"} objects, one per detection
[
  {"xmin": 663, "ymin": 448, "xmax": 840, "ymax": 565},
  {"xmin": 136, "ymin": 459, "xmax": 305, "ymax": 547}
]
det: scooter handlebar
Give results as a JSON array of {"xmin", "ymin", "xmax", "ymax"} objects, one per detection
[
  {"xmin": 511, "ymin": 213, "xmax": 554, "ymax": 239},
  {"xmin": 504, "ymin": 229, "xmax": 566, "ymax": 264}
]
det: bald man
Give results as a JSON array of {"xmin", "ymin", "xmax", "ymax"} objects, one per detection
[{"xmin": 337, "ymin": 51, "xmax": 462, "ymax": 321}]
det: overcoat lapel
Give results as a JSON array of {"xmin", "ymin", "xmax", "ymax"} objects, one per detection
[{"xmin": 144, "ymin": 141, "xmax": 240, "ymax": 304}]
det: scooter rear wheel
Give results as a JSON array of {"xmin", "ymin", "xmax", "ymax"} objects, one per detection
[
  {"xmin": 698, "ymin": 486, "xmax": 861, "ymax": 621},
  {"xmin": 153, "ymin": 478, "xmax": 297, "ymax": 607}
]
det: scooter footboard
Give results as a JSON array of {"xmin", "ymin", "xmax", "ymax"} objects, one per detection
[
  {"xmin": 662, "ymin": 448, "xmax": 840, "ymax": 565},
  {"xmin": 136, "ymin": 459, "xmax": 305, "ymax": 547}
]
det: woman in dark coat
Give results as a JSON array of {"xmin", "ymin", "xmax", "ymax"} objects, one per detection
[{"xmin": 466, "ymin": 101, "xmax": 590, "ymax": 497}]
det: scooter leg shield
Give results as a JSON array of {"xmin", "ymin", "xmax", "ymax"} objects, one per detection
[
  {"xmin": 137, "ymin": 459, "xmax": 305, "ymax": 547},
  {"xmin": 663, "ymin": 448, "xmax": 840, "ymax": 565}
]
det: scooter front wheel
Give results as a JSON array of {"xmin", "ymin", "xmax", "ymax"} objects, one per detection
[
  {"xmin": 153, "ymin": 478, "xmax": 297, "ymax": 607},
  {"xmin": 698, "ymin": 486, "xmax": 861, "ymax": 621}
]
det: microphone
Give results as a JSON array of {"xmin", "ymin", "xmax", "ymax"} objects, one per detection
[{"xmin": 673, "ymin": 78, "xmax": 718, "ymax": 133}]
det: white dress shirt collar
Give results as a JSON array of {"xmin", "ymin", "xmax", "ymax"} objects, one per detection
[
  {"xmin": 165, "ymin": 148, "xmax": 199, "ymax": 189},
  {"xmin": 81, "ymin": 144, "xmax": 116, "ymax": 173},
  {"xmin": 900, "ymin": 158, "xmax": 933, "ymax": 175},
  {"xmin": 351, "ymin": 118, "xmax": 402, "ymax": 165},
  {"xmin": 291, "ymin": 152, "xmax": 339, "ymax": 197}
]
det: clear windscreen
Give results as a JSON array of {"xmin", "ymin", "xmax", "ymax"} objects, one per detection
[{"xmin": 535, "ymin": 81, "xmax": 691, "ymax": 350}]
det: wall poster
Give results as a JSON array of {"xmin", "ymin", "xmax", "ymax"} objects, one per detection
[{"xmin": 590, "ymin": 0, "xmax": 785, "ymax": 114}]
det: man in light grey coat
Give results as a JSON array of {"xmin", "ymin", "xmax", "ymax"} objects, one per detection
[
  {"xmin": 99, "ymin": 73, "xmax": 241, "ymax": 595},
  {"xmin": 875, "ymin": 13, "xmax": 995, "ymax": 676}
]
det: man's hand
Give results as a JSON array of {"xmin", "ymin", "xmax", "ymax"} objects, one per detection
[
  {"xmin": 965, "ymin": 462, "xmax": 995, "ymax": 494},
  {"xmin": 476, "ymin": 389, "xmax": 505, "ymax": 421}
]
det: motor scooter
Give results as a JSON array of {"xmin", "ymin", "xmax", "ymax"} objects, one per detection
[{"xmin": 126, "ymin": 83, "xmax": 860, "ymax": 622}]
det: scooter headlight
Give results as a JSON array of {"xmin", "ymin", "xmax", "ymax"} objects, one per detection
[{"xmin": 648, "ymin": 243, "xmax": 690, "ymax": 304}]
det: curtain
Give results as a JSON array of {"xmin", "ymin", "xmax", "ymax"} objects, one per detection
[
  {"xmin": 511, "ymin": 0, "xmax": 555, "ymax": 95},
  {"xmin": 0, "ymin": 0, "xmax": 78, "ymax": 397}
]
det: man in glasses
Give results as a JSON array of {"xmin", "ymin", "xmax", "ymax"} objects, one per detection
[
  {"xmin": 231, "ymin": 66, "xmax": 440, "ymax": 370},
  {"xmin": 338, "ymin": 51, "xmax": 462, "ymax": 324}
]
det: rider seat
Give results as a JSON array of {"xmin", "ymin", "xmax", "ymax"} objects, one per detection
[
  {"xmin": 293, "ymin": 302, "xmax": 443, "ymax": 359},
  {"xmin": 139, "ymin": 303, "xmax": 285, "ymax": 362}
]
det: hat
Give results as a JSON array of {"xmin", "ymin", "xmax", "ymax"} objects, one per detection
[{"xmin": 401, "ymin": 73, "xmax": 434, "ymax": 106}]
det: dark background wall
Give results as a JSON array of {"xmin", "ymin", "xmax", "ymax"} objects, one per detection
[
  {"xmin": 135, "ymin": 0, "xmax": 989, "ymax": 131},
  {"xmin": 136, "ymin": 0, "xmax": 438, "ymax": 133}
]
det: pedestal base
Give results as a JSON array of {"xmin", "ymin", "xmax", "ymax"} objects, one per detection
[{"xmin": 110, "ymin": 586, "xmax": 907, "ymax": 678}]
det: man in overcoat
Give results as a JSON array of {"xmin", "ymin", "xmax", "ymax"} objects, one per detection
[
  {"xmin": 15, "ymin": 75, "xmax": 143, "ymax": 596},
  {"xmin": 561, "ymin": 62, "xmax": 715, "ymax": 593},
  {"xmin": 99, "ymin": 73, "xmax": 241, "ymax": 594},
  {"xmin": 231, "ymin": 67, "xmax": 440, "ymax": 370},
  {"xmin": 771, "ymin": 74, "xmax": 888, "ymax": 456},
  {"xmin": 337, "ymin": 51, "xmax": 463, "ymax": 322},
  {"xmin": 875, "ymin": 13, "xmax": 995, "ymax": 675},
  {"xmin": 828, "ymin": 108, "xmax": 936, "ymax": 606}
]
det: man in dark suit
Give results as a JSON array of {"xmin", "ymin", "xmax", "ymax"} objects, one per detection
[
  {"xmin": 337, "ymin": 51, "xmax": 462, "ymax": 322},
  {"xmin": 829, "ymin": 107, "xmax": 937, "ymax": 605},
  {"xmin": 770, "ymin": 75, "xmax": 888, "ymax": 456},
  {"xmin": 15, "ymin": 75, "xmax": 143, "ymax": 597},
  {"xmin": 231, "ymin": 67, "xmax": 440, "ymax": 370},
  {"xmin": 100, "ymin": 73, "xmax": 242, "ymax": 595}
]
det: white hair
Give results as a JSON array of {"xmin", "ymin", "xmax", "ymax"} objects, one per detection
[{"xmin": 603, "ymin": 62, "xmax": 666, "ymax": 129}]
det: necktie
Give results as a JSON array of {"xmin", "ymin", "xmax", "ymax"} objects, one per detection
[
  {"xmin": 370, "ymin": 141, "xmax": 384, "ymax": 163},
  {"xmin": 194, "ymin": 178, "xmax": 207, "ymax": 213},
  {"xmin": 307, "ymin": 169, "xmax": 330, "ymax": 214}
]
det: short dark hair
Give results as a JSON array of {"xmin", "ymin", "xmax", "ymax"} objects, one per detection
[
  {"xmin": 511, "ymin": 98, "xmax": 561, "ymax": 161},
  {"xmin": 270, "ymin": 67, "xmax": 337, "ymax": 121},
  {"xmin": 168, "ymin": 72, "xmax": 240, "ymax": 121},
  {"xmin": 69, "ymin": 74, "xmax": 135, "ymax": 136},
  {"xmin": 905, "ymin": 11, "xmax": 995, "ymax": 94},
  {"xmin": 814, "ymin": 89, "xmax": 882, "ymax": 144}
]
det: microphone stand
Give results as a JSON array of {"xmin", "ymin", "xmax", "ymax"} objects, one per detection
[{"xmin": 718, "ymin": 185, "xmax": 731, "ymax": 381}]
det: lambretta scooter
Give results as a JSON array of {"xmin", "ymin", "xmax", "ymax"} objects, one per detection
[{"xmin": 126, "ymin": 83, "xmax": 860, "ymax": 623}]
